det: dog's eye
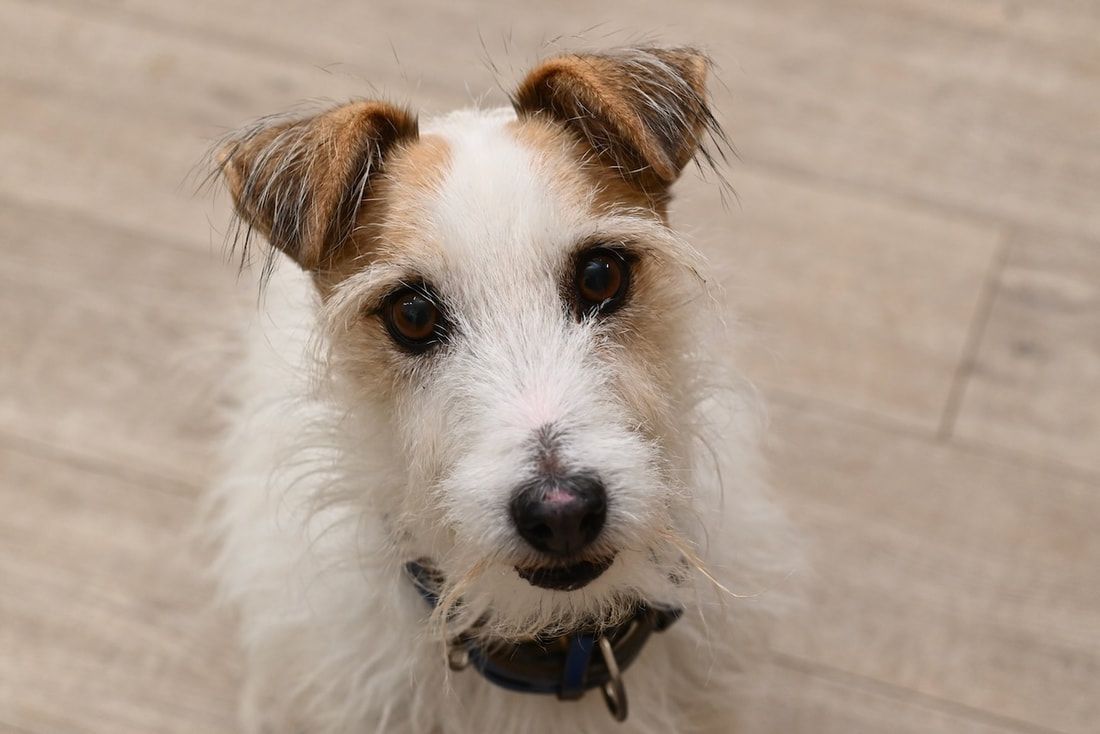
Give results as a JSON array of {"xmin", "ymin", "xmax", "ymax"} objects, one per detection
[
  {"xmin": 383, "ymin": 287, "xmax": 443, "ymax": 351},
  {"xmin": 575, "ymin": 248, "xmax": 630, "ymax": 317}
]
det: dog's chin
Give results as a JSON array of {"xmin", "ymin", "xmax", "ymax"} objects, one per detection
[{"xmin": 515, "ymin": 555, "xmax": 615, "ymax": 592}]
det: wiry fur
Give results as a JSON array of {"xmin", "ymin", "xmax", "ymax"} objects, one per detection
[
  {"xmin": 210, "ymin": 100, "xmax": 418, "ymax": 279},
  {"xmin": 514, "ymin": 47, "xmax": 729, "ymax": 189},
  {"xmin": 207, "ymin": 47, "xmax": 797, "ymax": 734}
]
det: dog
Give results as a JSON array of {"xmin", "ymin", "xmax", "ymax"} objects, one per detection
[{"xmin": 208, "ymin": 46, "xmax": 795, "ymax": 734}]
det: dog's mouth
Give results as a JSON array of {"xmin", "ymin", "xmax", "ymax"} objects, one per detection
[{"xmin": 515, "ymin": 555, "xmax": 615, "ymax": 591}]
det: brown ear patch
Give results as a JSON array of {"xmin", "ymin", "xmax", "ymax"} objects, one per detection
[
  {"xmin": 217, "ymin": 100, "xmax": 418, "ymax": 271},
  {"xmin": 513, "ymin": 47, "xmax": 722, "ymax": 190}
]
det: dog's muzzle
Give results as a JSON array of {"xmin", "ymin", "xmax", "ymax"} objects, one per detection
[{"xmin": 405, "ymin": 559, "xmax": 681, "ymax": 723}]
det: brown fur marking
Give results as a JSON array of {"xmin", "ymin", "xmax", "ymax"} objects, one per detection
[
  {"xmin": 513, "ymin": 48, "xmax": 711, "ymax": 191},
  {"xmin": 507, "ymin": 116, "xmax": 670, "ymax": 221},
  {"xmin": 220, "ymin": 100, "xmax": 418, "ymax": 271}
]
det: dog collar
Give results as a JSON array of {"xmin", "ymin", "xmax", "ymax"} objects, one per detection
[{"xmin": 405, "ymin": 559, "xmax": 681, "ymax": 722}]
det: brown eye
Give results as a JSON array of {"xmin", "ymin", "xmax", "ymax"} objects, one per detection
[
  {"xmin": 575, "ymin": 248, "xmax": 629, "ymax": 317},
  {"xmin": 384, "ymin": 287, "xmax": 443, "ymax": 351}
]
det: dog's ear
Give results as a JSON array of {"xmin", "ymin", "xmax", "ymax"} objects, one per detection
[
  {"xmin": 217, "ymin": 101, "xmax": 418, "ymax": 270},
  {"xmin": 514, "ymin": 47, "xmax": 716, "ymax": 190}
]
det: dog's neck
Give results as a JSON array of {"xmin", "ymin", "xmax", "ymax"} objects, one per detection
[{"xmin": 404, "ymin": 559, "xmax": 681, "ymax": 722}]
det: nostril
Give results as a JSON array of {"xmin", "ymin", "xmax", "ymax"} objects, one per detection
[{"xmin": 529, "ymin": 523, "xmax": 553, "ymax": 540}]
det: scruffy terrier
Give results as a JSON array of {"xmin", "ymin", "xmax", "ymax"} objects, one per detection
[{"xmin": 209, "ymin": 46, "xmax": 794, "ymax": 734}]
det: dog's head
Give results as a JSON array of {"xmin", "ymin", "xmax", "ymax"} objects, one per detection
[{"xmin": 218, "ymin": 48, "xmax": 733, "ymax": 638}]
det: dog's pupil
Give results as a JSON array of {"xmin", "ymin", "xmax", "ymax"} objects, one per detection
[
  {"xmin": 394, "ymin": 293, "xmax": 436, "ymax": 339},
  {"xmin": 580, "ymin": 256, "xmax": 620, "ymax": 303}
]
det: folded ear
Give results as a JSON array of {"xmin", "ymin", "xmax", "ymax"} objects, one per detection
[
  {"xmin": 217, "ymin": 101, "xmax": 418, "ymax": 270},
  {"xmin": 513, "ymin": 47, "xmax": 717, "ymax": 190}
]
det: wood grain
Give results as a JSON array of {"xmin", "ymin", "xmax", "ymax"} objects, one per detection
[
  {"xmin": 742, "ymin": 657, "xmax": 1027, "ymax": 734},
  {"xmin": 678, "ymin": 167, "xmax": 1001, "ymax": 431},
  {"xmin": 768, "ymin": 399, "xmax": 1100, "ymax": 733},
  {"xmin": 0, "ymin": 445, "xmax": 239, "ymax": 734},
  {"xmin": 953, "ymin": 233, "xmax": 1100, "ymax": 474},
  {"xmin": 0, "ymin": 199, "xmax": 245, "ymax": 484}
]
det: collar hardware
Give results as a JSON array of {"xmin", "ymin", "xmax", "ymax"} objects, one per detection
[
  {"xmin": 597, "ymin": 636, "xmax": 627, "ymax": 721},
  {"xmin": 405, "ymin": 559, "xmax": 681, "ymax": 723}
]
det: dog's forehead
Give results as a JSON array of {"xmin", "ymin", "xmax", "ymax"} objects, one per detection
[
  {"xmin": 429, "ymin": 108, "xmax": 587, "ymax": 260},
  {"xmin": 377, "ymin": 109, "xmax": 594, "ymax": 287}
]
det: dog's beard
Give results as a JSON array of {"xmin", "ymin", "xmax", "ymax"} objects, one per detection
[{"xmin": 422, "ymin": 524, "xmax": 701, "ymax": 645}]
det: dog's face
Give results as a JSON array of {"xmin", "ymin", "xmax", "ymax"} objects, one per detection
[{"xmin": 219, "ymin": 48, "xmax": 724, "ymax": 637}]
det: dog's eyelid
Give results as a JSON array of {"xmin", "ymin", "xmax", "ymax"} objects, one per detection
[
  {"xmin": 574, "ymin": 236, "xmax": 643, "ymax": 262},
  {"xmin": 360, "ymin": 276, "xmax": 443, "ymax": 316},
  {"xmin": 398, "ymin": 279, "xmax": 442, "ymax": 304}
]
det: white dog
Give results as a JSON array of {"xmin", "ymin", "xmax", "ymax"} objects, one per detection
[{"xmin": 208, "ymin": 46, "xmax": 795, "ymax": 734}]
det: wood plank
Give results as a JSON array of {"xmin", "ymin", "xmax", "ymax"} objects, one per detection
[
  {"xmin": 741, "ymin": 658, "xmax": 1030, "ymax": 734},
  {"xmin": 767, "ymin": 399, "xmax": 1100, "ymax": 733},
  {"xmin": 0, "ymin": 445, "xmax": 238, "ymax": 734},
  {"xmin": 953, "ymin": 233, "xmax": 1100, "ymax": 475},
  {"xmin": 679, "ymin": 167, "xmax": 1000, "ymax": 431},
  {"xmin": 720, "ymin": 0, "xmax": 1100, "ymax": 240},
  {"xmin": 0, "ymin": 199, "xmax": 246, "ymax": 484}
]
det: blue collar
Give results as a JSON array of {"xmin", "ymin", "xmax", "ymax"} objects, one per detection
[{"xmin": 405, "ymin": 559, "xmax": 681, "ymax": 722}]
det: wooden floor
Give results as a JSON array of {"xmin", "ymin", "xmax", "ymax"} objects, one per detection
[{"xmin": 2, "ymin": 1, "xmax": 1098, "ymax": 732}]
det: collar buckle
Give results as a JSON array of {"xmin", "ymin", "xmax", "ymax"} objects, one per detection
[{"xmin": 406, "ymin": 559, "xmax": 680, "ymax": 723}]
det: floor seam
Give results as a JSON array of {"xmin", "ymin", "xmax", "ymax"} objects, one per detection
[
  {"xmin": 0, "ymin": 430, "xmax": 202, "ymax": 498},
  {"xmin": 766, "ymin": 386, "xmax": 1100, "ymax": 485},
  {"xmin": 770, "ymin": 650, "xmax": 1071, "ymax": 734},
  {"xmin": 937, "ymin": 227, "xmax": 1014, "ymax": 440}
]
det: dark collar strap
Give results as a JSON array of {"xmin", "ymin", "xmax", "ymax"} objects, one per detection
[{"xmin": 405, "ymin": 560, "xmax": 681, "ymax": 721}]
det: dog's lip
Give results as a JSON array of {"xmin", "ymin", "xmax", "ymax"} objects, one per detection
[{"xmin": 515, "ymin": 555, "xmax": 615, "ymax": 591}]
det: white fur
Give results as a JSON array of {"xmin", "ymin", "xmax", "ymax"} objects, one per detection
[{"xmin": 209, "ymin": 106, "xmax": 796, "ymax": 734}]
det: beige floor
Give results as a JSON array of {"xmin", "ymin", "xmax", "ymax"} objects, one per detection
[{"xmin": 2, "ymin": 1, "xmax": 1098, "ymax": 732}]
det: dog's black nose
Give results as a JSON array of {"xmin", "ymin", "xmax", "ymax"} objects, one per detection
[{"xmin": 510, "ymin": 474, "xmax": 607, "ymax": 557}]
